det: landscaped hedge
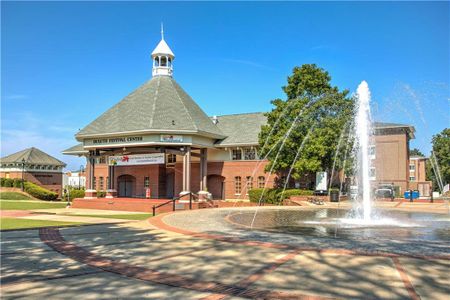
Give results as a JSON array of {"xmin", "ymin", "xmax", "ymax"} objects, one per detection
[
  {"xmin": 66, "ymin": 189, "xmax": 85, "ymax": 201},
  {"xmin": 23, "ymin": 182, "xmax": 58, "ymax": 201},
  {"xmin": 248, "ymin": 188, "xmax": 314, "ymax": 204},
  {"xmin": 1, "ymin": 178, "xmax": 14, "ymax": 187},
  {"xmin": 97, "ymin": 191, "xmax": 106, "ymax": 198},
  {"xmin": 1, "ymin": 178, "xmax": 58, "ymax": 201},
  {"xmin": 13, "ymin": 178, "xmax": 23, "ymax": 188}
]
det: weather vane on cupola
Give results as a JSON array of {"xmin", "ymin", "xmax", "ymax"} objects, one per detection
[{"xmin": 152, "ymin": 22, "xmax": 175, "ymax": 77}]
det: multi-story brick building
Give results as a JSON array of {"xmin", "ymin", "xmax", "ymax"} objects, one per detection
[
  {"xmin": 408, "ymin": 156, "xmax": 431, "ymax": 196},
  {"xmin": 63, "ymin": 32, "xmax": 421, "ymax": 200},
  {"xmin": 0, "ymin": 147, "xmax": 66, "ymax": 196}
]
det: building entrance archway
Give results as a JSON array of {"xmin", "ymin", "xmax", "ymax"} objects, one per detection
[{"xmin": 117, "ymin": 175, "xmax": 136, "ymax": 197}]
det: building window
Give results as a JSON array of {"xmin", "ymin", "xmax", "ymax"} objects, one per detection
[
  {"xmin": 369, "ymin": 145, "xmax": 376, "ymax": 159},
  {"xmin": 409, "ymin": 176, "xmax": 416, "ymax": 181},
  {"xmin": 98, "ymin": 157, "xmax": 106, "ymax": 164},
  {"xmin": 167, "ymin": 154, "xmax": 176, "ymax": 164},
  {"xmin": 99, "ymin": 177, "xmax": 104, "ymax": 190},
  {"xmin": 144, "ymin": 177, "xmax": 150, "ymax": 188},
  {"xmin": 258, "ymin": 176, "xmax": 265, "ymax": 188},
  {"xmin": 235, "ymin": 176, "xmax": 242, "ymax": 194},
  {"xmin": 106, "ymin": 177, "xmax": 109, "ymax": 189},
  {"xmin": 409, "ymin": 164, "xmax": 415, "ymax": 171},
  {"xmin": 246, "ymin": 176, "xmax": 253, "ymax": 192},
  {"xmin": 232, "ymin": 149, "xmax": 242, "ymax": 160},
  {"xmin": 5, "ymin": 172, "xmax": 10, "ymax": 179},
  {"xmin": 244, "ymin": 148, "xmax": 256, "ymax": 160},
  {"xmin": 93, "ymin": 177, "xmax": 97, "ymax": 189},
  {"xmin": 369, "ymin": 167, "xmax": 376, "ymax": 180},
  {"xmin": 36, "ymin": 165, "xmax": 41, "ymax": 170}
]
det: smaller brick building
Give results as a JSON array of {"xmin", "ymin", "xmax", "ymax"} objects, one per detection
[{"xmin": 0, "ymin": 147, "xmax": 66, "ymax": 196}]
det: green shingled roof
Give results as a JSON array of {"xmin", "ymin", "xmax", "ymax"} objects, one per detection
[
  {"xmin": 214, "ymin": 112, "xmax": 267, "ymax": 146},
  {"xmin": 61, "ymin": 144, "xmax": 88, "ymax": 155},
  {"xmin": 1, "ymin": 147, "xmax": 66, "ymax": 166},
  {"xmin": 76, "ymin": 76, "xmax": 225, "ymax": 139}
]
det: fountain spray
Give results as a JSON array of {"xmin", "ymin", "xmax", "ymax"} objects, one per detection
[{"xmin": 355, "ymin": 81, "xmax": 373, "ymax": 221}]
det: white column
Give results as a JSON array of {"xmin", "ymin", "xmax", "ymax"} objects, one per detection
[{"xmin": 181, "ymin": 146, "xmax": 191, "ymax": 195}]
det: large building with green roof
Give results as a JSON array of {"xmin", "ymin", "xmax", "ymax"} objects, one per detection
[
  {"xmin": 0, "ymin": 147, "xmax": 66, "ymax": 195},
  {"xmin": 63, "ymin": 31, "xmax": 421, "ymax": 201}
]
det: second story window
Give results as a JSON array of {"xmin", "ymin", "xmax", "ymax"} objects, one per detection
[
  {"xmin": 232, "ymin": 149, "xmax": 242, "ymax": 160},
  {"xmin": 409, "ymin": 164, "xmax": 415, "ymax": 171},
  {"xmin": 244, "ymin": 148, "xmax": 256, "ymax": 160}
]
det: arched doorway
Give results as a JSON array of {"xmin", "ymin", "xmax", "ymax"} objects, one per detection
[
  {"xmin": 207, "ymin": 175, "xmax": 225, "ymax": 200},
  {"xmin": 117, "ymin": 175, "xmax": 136, "ymax": 197}
]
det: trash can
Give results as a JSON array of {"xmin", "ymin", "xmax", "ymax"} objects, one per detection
[{"xmin": 329, "ymin": 190, "xmax": 340, "ymax": 202}]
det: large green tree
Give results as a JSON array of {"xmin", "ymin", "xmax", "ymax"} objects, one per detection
[
  {"xmin": 426, "ymin": 128, "xmax": 450, "ymax": 192},
  {"xmin": 409, "ymin": 148, "xmax": 425, "ymax": 157},
  {"xmin": 259, "ymin": 64, "xmax": 354, "ymax": 186}
]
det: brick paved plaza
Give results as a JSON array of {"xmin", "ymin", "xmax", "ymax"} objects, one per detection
[{"xmin": 1, "ymin": 203, "xmax": 449, "ymax": 299}]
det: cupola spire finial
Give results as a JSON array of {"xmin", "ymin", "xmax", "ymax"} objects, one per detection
[{"xmin": 151, "ymin": 23, "xmax": 175, "ymax": 77}]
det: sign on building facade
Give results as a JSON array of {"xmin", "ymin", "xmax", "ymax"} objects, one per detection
[{"xmin": 108, "ymin": 153, "xmax": 165, "ymax": 166}]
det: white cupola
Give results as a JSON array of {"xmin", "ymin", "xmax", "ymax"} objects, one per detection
[{"xmin": 151, "ymin": 24, "xmax": 175, "ymax": 77}]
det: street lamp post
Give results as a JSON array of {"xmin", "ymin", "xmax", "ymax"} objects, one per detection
[{"xmin": 21, "ymin": 158, "xmax": 26, "ymax": 191}]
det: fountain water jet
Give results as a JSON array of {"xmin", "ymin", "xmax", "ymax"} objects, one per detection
[{"xmin": 354, "ymin": 80, "xmax": 373, "ymax": 221}]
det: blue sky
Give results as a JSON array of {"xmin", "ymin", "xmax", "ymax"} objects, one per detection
[{"xmin": 2, "ymin": 1, "xmax": 449, "ymax": 171}]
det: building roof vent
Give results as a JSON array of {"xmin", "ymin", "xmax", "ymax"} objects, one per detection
[{"xmin": 212, "ymin": 115, "xmax": 218, "ymax": 124}]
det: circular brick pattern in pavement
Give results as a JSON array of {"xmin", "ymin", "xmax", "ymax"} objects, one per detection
[{"xmin": 37, "ymin": 206, "xmax": 449, "ymax": 299}]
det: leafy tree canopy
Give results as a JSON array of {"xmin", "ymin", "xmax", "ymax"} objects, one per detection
[
  {"xmin": 259, "ymin": 64, "xmax": 354, "ymax": 184},
  {"xmin": 409, "ymin": 148, "xmax": 425, "ymax": 157},
  {"xmin": 426, "ymin": 128, "xmax": 450, "ymax": 191}
]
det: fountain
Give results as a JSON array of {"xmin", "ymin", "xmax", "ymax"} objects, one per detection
[
  {"xmin": 354, "ymin": 80, "xmax": 373, "ymax": 221},
  {"xmin": 226, "ymin": 80, "xmax": 448, "ymax": 245}
]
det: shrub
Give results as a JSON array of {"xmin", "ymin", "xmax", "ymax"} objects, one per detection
[
  {"xmin": 2, "ymin": 178, "xmax": 14, "ymax": 187},
  {"xmin": 67, "ymin": 189, "xmax": 85, "ymax": 200},
  {"xmin": 279, "ymin": 189, "xmax": 314, "ymax": 200},
  {"xmin": 24, "ymin": 182, "xmax": 58, "ymax": 201},
  {"xmin": 248, "ymin": 188, "xmax": 266, "ymax": 203},
  {"xmin": 97, "ymin": 191, "xmax": 106, "ymax": 198},
  {"xmin": 13, "ymin": 178, "xmax": 23, "ymax": 188}
]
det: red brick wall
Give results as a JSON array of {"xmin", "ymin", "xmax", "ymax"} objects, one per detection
[{"xmin": 91, "ymin": 160, "xmax": 277, "ymax": 200}]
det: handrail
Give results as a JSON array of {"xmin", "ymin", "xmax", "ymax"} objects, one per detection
[{"xmin": 152, "ymin": 192, "xmax": 197, "ymax": 216}]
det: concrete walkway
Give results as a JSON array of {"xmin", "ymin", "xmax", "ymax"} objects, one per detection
[{"xmin": 1, "ymin": 205, "xmax": 449, "ymax": 299}]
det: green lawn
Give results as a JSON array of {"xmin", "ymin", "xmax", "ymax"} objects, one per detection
[
  {"xmin": 0, "ymin": 200, "xmax": 67, "ymax": 210},
  {"xmin": 0, "ymin": 192, "xmax": 32, "ymax": 200},
  {"xmin": 69, "ymin": 213, "xmax": 152, "ymax": 220},
  {"xmin": 1, "ymin": 218, "xmax": 82, "ymax": 230}
]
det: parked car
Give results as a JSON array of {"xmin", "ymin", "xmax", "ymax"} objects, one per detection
[{"xmin": 375, "ymin": 184, "xmax": 395, "ymax": 201}]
